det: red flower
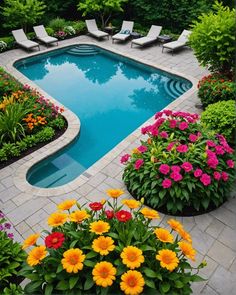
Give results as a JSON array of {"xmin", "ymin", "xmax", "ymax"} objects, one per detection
[
  {"xmin": 89, "ymin": 202, "xmax": 103, "ymax": 211},
  {"xmin": 115, "ymin": 210, "xmax": 132, "ymax": 222},
  {"xmin": 45, "ymin": 232, "xmax": 65, "ymax": 249},
  {"xmin": 105, "ymin": 210, "xmax": 114, "ymax": 219}
]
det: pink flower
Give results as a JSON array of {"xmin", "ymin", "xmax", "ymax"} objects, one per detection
[
  {"xmin": 181, "ymin": 162, "xmax": 193, "ymax": 172},
  {"xmin": 150, "ymin": 127, "xmax": 158, "ymax": 136},
  {"xmin": 169, "ymin": 119, "xmax": 177, "ymax": 128},
  {"xmin": 226, "ymin": 159, "xmax": 234, "ymax": 168},
  {"xmin": 207, "ymin": 140, "xmax": 216, "ymax": 147},
  {"xmin": 162, "ymin": 179, "xmax": 172, "ymax": 189},
  {"xmin": 221, "ymin": 172, "xmax": 229, "ymax": 182},
  {"xmin": 160, "ymin": 131, "xmax": 168, "ymax": 138},
  {"xmin": 163, "ymin": 110, "xmax": 172, "ymax": 116},
  {"xmin": 213, "ymin": 172, "xmax": 221, "ymax": 181},
  {"xmin": 171, "ymin": 165, "xmax": 181, "ymax": 173},
  {"xmin": 159, "ymin": 164, "xmax": 170, "ymax": 175},
  {"xmin": 215, "ymin": 145, "xmax": 225, "ymax": 155},
  {"xmin": 121, "ymin": 154, "xmax": 130, "ymax": 164},
  {"xmin": 176, "ymin": 145, "xmax": 188, "ymax": 153},
  {"xmin": 179, "ymin": 121, "xmax": 189, "ymax": 130},
  {"xmin": 154, "ymin": 111, "xmax": 163, "ymax": 119},
  {"xmin": 134, "ymin": 159, "xmax": 144, "ymax": 170},
  {"xmin": 170, "ymin": 172, "xmax": 183, "ymax": 182},
  {"xmin": 207, "ymin": 157, "xmax": 219, "ymax": 169},
  {"xmin": 189, "ymin": 134, "xmax": 198, "ymax": 142},
  {"xmin": 166, "ymin": 142, "xmax": 175, "ymax": 152},
  {"xmin": 200, "ymin": 173, "xmax": 211, "ymax": 186},
  {"xmin": 137, "ymin": 145, "xmax": 148, "ymax": 153},
  {"xmin": 194, "ymin": 169, "xmax": 203, "ymax": 178}
]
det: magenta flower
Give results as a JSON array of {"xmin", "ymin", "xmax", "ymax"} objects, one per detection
[
  {"xmin": 200, "ymin": 173, "xmax": 211, "ymax": 186},
  {"xmin": 194, "ymin": 168, "xmax": 203, "ymax": 178},
  {"xmin": 7, "ymin": 233, "xmax": 14, "ymax": 239},
  {"xmin": 170, "ymin": 172, "xmax": 183, "ymax": 182},
  {"xmin": 213, "ymin": 171, "xmax": 221, "ymax": 181},
  {"xmin": 189, "ymin": 134, "xmax": 198, "ymax": 142},
  {"xmin": 159, "ymin": 164, "xmax": 170, "ymax": 175},
  {"xmin": 181, "ymin": 162, "xmax": 193, "ymax": 172},
  {"xmin": 179, "ymin": 121, "xmax": 189, "ymax": 130},
  {"xmin": 150, "ymin": 127, "xmax": 158, "ymax": 136},
  {"xmin": 137, "ymin": 145, "xmax": 148, "ymax": 153},
  {"xmin": 154, "ymin": 111, "xmax": 163, "ymax": 119},
  {"xmin": 207, "ymin": 157, "xmax": 219, "ymax": 169},
  {"xmin": 160, "ymin": 131, "xmax": 168, "ymax": 138},
  {"xmin": 171, "ymin": 165, "xmax": 181, "ymax": 173},
  {"xmin": 134, "ymin": 159, "xmax": 144, "ymax": 170},
  {"xmin": 176, "ymin": 144, "xmax": 188, "ymax": 153},
  {"xmin": 121, "ymin": 154, "xmax": 130, "ymax": 164},
  {"xmin": 221, "ymin": 172, "xmax": 229, "ymax": 182},
  {"xmin": 169, "ymin": 119, "xmax": 177, "ymax": 128},
  {"xmin": 163, "ymin": 109, "xmax": 172, "ymax": 116},
  {"xmin": 166, "ymin": 142, "xmax": 175, "ymax": 152},
  {"xmin": 215, "ymin": 145, "xmax": 225, "ymax": 155},
  {"xmin": 206, "ymin": 140, "xmax": 216, "ymax": 147},
  {"xmin": 162, "ymin": 179, "xmax": 172, "ymax": 189},
  {"xmin": 226, "ymin": 159, "xmax": 234, "ymax": 168}
]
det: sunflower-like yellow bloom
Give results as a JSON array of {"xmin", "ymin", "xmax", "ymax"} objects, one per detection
[
  {"xmin": 122, "ymin": 199, "xmax": 141, "ymax": 209},
  {"xmin": 22, "ymin": 233, "xmax": 40, "ymax": 249},
  {"xmin": 178, "ymin": 241, "xmax": 196, "ymax": 261},
  {"xmin": 156, "ymin": 249, "xmax": 179, "ymax": 272},
  {"xmin": 140, "ymin": 207, "xmax": 160, "ymax": 219},
  {"xmin": 92, "ymin": 261, "xmax": 116, "ymax": 287},
  {"xmin": 57, "ymin": 199, "xmax": 77, "ymax": 211},
  {"xmin": 61, "ymin": 248, "xmax": 85, "ymax": 273},
  {"xmin": 178, "ymin": 228, "xmax": 192, "ymax": 243},
  {"xmin": 92, "ymin": 236, "xmax": 115, "ymax": 256},
  {"xmin": 106, "ymin": 189, "xmax": 124, "ymax": 198},
  {"xmin": 154, "ymin": 228, "xmax": 174, "ymax": 243},
  {"xmin": 27, "ymin": 245, "xmax": 47, "ymax": 266},
  {"xmin": 132, "ymin": 148, "xmax": 141, "ymax": 154},
  {"xmin": 167, "ymin": 219, "xmax": 183, "ymax": 232},
  {"xmin": 90, "ymin": 220, "xmax": 110, "ymax": 235},
  {"xmin": 70, "ymin": 210, "xmax": 90, "ymax": 223},
  {"xmin": 120, "ymin": 270, "xmax": 145, "ymax": 295},
  {"xmin": 47, "ymin": 211, "xmax": 67, "ymax": 227},
  {"xmin": 121, "ymin": 246, "xmax": 144, "ymax": 269}
]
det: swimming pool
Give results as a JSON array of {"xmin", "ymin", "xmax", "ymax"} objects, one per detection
[{"xmin": 15, "ymin": 45, "xmax": 192, "ymax": 188}]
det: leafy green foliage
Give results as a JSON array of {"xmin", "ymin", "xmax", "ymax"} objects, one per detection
[
  {"xmin": 48, "ymin": 116, "xmax": 66, "ymax": 130},
  {"xmin": 0, "ymin": 68, "xmax": 22, "ymax": 97},
  {"xmin": 201, "ymin": 100, "xmax": 236, "ymax": 143},
  {"xmin": 0, "ymin": 37, "xmax": 15, "ymax": 51},
  {"xmin": 1, "ymin": 0, "xmax": 46, "ymax": 32},
  {"xmin": 189, "ymin": 1, "xmax": 235, "ymax": 74},
  {"xmin": 3, "ymin": 284, "xmax": 24, "ymax": 295},
  {"xmin": 48, "ymin": 17, "xmax": 67, "ymax": 32}
]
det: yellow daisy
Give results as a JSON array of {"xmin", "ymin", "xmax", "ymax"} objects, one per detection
[
  {"xmin": 178, "ymin": 241, "xmax": 196, "ymax": 261},
  {"xmin": 122, "ymin": 199, "xmax": 141, "ymax": 209},
  {"xmin": 70, "ymin": 210, "xmax": 90, "ymax": 223},
  {"xmin": 92, "ymin": 236, "xmax": 115, "ymax": 256},
  {"xmin": 154, "ymin": 228, "xmax": 174, "ymax": 243},
  {"xmin": 106, "ymin": 189, "xmax": 124, "ymax": 198},
  {"xmin": 92, "ymin": 261, "xmax": 116, "ymax": 287},
  {"xmin": 22, "ymin": 233, "xmax": 40, "ymax": 250},
  {"xmin": 156, "ymin": 249, "xmax": 179, "ymax": 272},
  {"xmin": 61, "ymin": 248, "xmax": 85, "ymax": 273},
  {"xmin": 178, "ymin": 228, "xmax": 192, "ymax": 243},
  {"xmin": 167, "ymin": 219, "xmax": 183, "ymax": 232},
  {"xmin": 90, "ymin": 220, "xmax": 110, "ymax": 235},
  {"xmin": 57, "ymin": 199, "xmax": 77, "ymax": 211},
  {"xmin": 121, "ymin": 246, "xmax": 144, "ymax": 269},
  {"xmin": 47, "ymin": 211, "xmax": 67, "ymax": 227},
  {"xmin": 140, "ymin": 207, "xmax": 160, "ymax": 219},
  {"xmin": 120, "ymin": 270, "xmax": 145, "ymax": 295},
  {"xmin": 27, "ymin": 245, "xmax": 47, "ymax": 266}
]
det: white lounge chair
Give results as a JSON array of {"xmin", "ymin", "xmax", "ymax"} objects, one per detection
[
  {"xmin": 162, "ymin": 30, "xmax": 191, "ymax": 55},
  {"xmin": 131, "ymin": 25, "xmax": 162, "ymax": 48},
  {"xmin": 12, "ymin": 29, "xmax": 40, "ymax": 51},
  {"xmin": 33, "ymin": 25, "xmax": 58, "ymax": 46},
  {"xmin": 85, "ymin": 19, "xmax": 109, "ymax": 40},
  {"xmin": 112, "ymin": 21, "xmax": 134, "ymax": 43}
]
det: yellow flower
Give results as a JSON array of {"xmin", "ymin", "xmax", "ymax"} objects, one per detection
[
  {"xmin": 178, "ymin": 241, "xmax": 196, "ymax": 261},
  {"xmin": 156, "ymin": 249, "xmax": 179, "ymax": 272},
  {"xmin": 121, "ymin": 246, "xmax": 144, "ymax": 269},
  {"xmin": 47, "ymin": 211, "xmax": 67, "ymax": 227},
  {"xmin": 27, "ymin": 245, "xmax": 47, "ymax": 266},
  {"xmin": 154, "ymin": 228, "xmax": 174, "ymax": 243},
  {"xmin": 100, "ymin": 199, "xmax": 106, "ymax": 205},
  {"xmin": 140, "ymin": 207, "xmax": 160, "ymax": 219},
  {"xmin": 167, "ymin": 219, "xmax": 183, "ymax": 232},
  {"xmin": 70, "ymin": 210, "xmax": 90, "ymax": 223},
  {"xmin": 106, "ymin": 189, "xmax": 124, "ymax": 198},
  {"xmin": 178, "ymin": 228, "xmax": 192, "ymax": 243},
  {"xmin": 122, "ymin": 199, "xmax": 141, "ymax": 209},
  {"xmin": 92, "ymin": 261, "xmax": 116, "ymax": 287},
  {"xmin": 57, "ymin": 199, "xmax": 77, "ymax": 210},
  {"xmin": 120, "ymin": 270, "xmax": 145, "ymax": 295},
  {"xmin": 132, "ymin": 148, "xmax": 141, "ymax": 154},
  {"xmin": 22, "ymin": 233, "xmax": 40, "ymax": 249},
  {"xmin": 90, "ymin": 220, "xmax": 110, "ymax": 235},
  {"xmin": 92, "ymin": 236, "xmax": 115, "ymax": 255},
  {"xmin": 61, "ymin": 248, "xmax": 85, "ymax": 273}
]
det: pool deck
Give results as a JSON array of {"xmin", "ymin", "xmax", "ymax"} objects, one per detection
[{"xmin": 0, "ymin": 35, "xmax": 236, "ymax": 295}]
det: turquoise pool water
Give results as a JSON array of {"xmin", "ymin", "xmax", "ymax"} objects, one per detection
[{"xmin": 15, "ymin": 45, "xmax": 192, "ymax": 188}]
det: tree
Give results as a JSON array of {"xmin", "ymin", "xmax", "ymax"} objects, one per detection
[
  {"xmin": 77, "ymin": 0, "xmax": 128, "ymax": 28},
  {"xmin": 1, "ymin": 0, "xmax": 46, "ymax": 32},
  {"xmin": 189, "ymin": 1, "xmax": 235, "ymax": 75}
]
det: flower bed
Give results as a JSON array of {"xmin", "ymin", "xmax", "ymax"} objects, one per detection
[
  {"xmin": 121, "ymin": 110, "xmax": 235, "ymax": 215},
  {"xmin": 20, "ymin": 189, "xmax": 205, "ymax": 294}
]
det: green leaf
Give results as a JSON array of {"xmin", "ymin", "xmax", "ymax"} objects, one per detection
[
  {"xmin": 191, "ymin": 274, "xmax": 206, "ymax": 282},
  {"xmin": 175, "ymin": 280, "xmax": 184, "ymax": 288},
  {"xmin": 24, "ymin": 281, "xmax": 43, "ymax": 294},
  {"xmin": 201, "ymin": 198, "xmax": 210, "ymax": 210},
  {"xmin": 143, "ymin": 268, "xmax": 157, "ymax": 278},
  {"xmin": 145, "ymin": 279, "xmax": 156, "ymax": 289},
  {"xmin": 45, "ymin": 284, "xmax": 53, "ymax": 295},
  {"xmin": 86, "ymin": 251, "xmax": 98, "ymax": 259},
  {"xmin": 84, "ymin": 260, "xmax": 96, "ymax": 267},
  {"xmin": 107, "ymin": 232, "xmax": 119, "ymax": 239},
  {"xmin": 69, "ymin": 276, "xmax": 79, "ymax": 289},
  {"xmin": 56, "ymin": 280, "xmax": 69, "ymax": 291},
  {"xmin": 84, "ymin": 276, "xmax": 94, "ymax": 290},
  {"xmin": 56, "ymin": 263, "xmax": 63, "ymax": 273},
  {"xmin": 160, "ymin": 282, "xmax": 170, "ymax": 293}
]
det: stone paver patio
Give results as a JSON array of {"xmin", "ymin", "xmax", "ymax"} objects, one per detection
[{"xmin": 0, "ymin": 35, "xmax": 235, "ymax": 294}]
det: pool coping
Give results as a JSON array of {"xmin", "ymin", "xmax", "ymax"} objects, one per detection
[{"xmin": 3, "ymin": 41, "xmax": 198, "ymax": 196}]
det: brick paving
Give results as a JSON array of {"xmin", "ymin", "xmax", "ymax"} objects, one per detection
[{"xmin": 0, "ymin": 35, "xmax": 235, "ymax": 294}]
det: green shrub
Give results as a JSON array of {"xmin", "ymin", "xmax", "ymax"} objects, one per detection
[
  {"xmin": 0, "ymin": 36, "xmax": 15, "ymax": 50},
  {"xmin": 71, "ymin": 21, "xmax": 86, "ymax": 34},
  {"xmin": 3, "ymin": 283, "xmax": 24, "ymax": 295},
  {"xmin": 198, "ymin": 73, "xmax": 236, "ymax": 107},
  {"xmin": 35, "ymin": 126, "xmax": 55, "ymax": 142},
  {"xmin": 0, "ymin": 68, "xmax": 22, "ymax": 97},
  {"xmin": 1, "ymin": 143, "xmax": 21, "ymax": 157},
  {"xmin": 45, "ymin": 27, "xmax": 54, "ymax": 36},
  {"xmin": 201, "ymin": 100, "xmax": 236, "ymax": 143},
  {"xmin": 48, "ymin": 17, "xmax": 67, "ymax": 31},
  {"xmin": 48, "ymin": 116, "xmax": 66, "ymax": 129},
  {"xmin": 189, "ymin": 1, "xmax": 235, "ymax": 75},
  {"xmin": 16, "ymin": 140, "xmax": 28, "ymax": 152},
  {"xmin": 0, "ymin": 149, "xmax": 7, "ymax": 161},
  {"xmin": 26, "ymin": 32, "xmax": 36, "ymax": 40},
  {"xmin": 22, "ymin": 135, "xmax": 37, "ymax": 147}
]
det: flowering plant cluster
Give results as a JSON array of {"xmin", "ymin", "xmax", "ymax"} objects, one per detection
[
  {"xmin": 122, "ymin": 110, "xmax": 235, "ymax": 214},
  {"xmin": 197, "ymin": 73, "xmax": 236, "ymax": 107},
  {"xmin": 0, "ymin": 40, "xmax": 7, "ymax": 52},
  {"xmin": 54, "ymin": 30, "xmax": 67, "ymax": 39},
  {"xmin": 20, "ymin": 190, "xmax": 205, "ymax": 295}
]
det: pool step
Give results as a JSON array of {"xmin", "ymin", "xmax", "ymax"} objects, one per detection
[
  {"xmin": 164, "ymin": 80, "xmax": 191, "ymax": 99},
  {"xmin": 67, "ymin": 45, "xmax": 99, "ymax": 56}
]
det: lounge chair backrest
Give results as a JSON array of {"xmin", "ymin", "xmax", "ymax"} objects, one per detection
[
  {"xmin": 34, "ymin": 25, "xmax": 48, "ymax": 38},
  {"xmin": 120, "ymin": 21, "xmax": 134, "ymax": 33},
  {"xmin": 12, "ymin": 29, "xmax": 28, "ymax": 42},
  {"xmin": 147, "ymin": 25, "xmax": 162, "ymax": 38},
  {"xmin": 178, "ymin": 30, "xmax": 191, "ymax": 43},
  {"xmin": 86, "ymin": 19, "xmax": 98, "ymax": 32}
]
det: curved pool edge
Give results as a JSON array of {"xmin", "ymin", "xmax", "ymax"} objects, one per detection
[{"xmin": 4, "ymin": 40, "xmax": 198, "ymax": 196}]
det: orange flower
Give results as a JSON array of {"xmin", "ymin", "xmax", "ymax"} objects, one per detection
[
  {"xmin": 156, "ymin": 249, "xmax": 179, "ymax": 271},
  {"xmin": 120, "ymin": 270, "xmax": 145, "ymax": 295},
  {"xmin": 132, "ymin": 148, "xmax": 141, "ymax": 154},
  {"xmin": 154, "ymin": 228, "xmax": 174, "ymax": 243},
  {"xmin": 57, "ymin": 199, "xmax": 77, "ymax": 211},
  {"xmin": 92, "ymin": 236, "xmax": 115, "ymax": 255},
  {"xmin": 70, "ymin": 210, "xmax": 90, "ymax": 223},
  {"xmin": 121, "ymin": 246, "xmax": 144, "ymax": 269},
  {"xmin": 167, "ymin": 219, "xmax": 183, "ymax": 232},
  {"xmin": 178, "ymin": 241, "xmax": 196, "ymax": 261},
  {"xmin": 27, "ymin": 245, "xmax": 47, "ymax": 266},
  {"xmin": 47, "ymin": 211, "xmax": 67, "ymax": 227},
  {"xmin": 22, "ymin": 233, "xmax": 40, "ymax": 249},
  {"xmin": 122, "ymin": 199, "xmax": 141, "ymax": 209},
  {"xmin": 61, "ymin": 248, "xmax": 85, "ymax": 273},
  {"xmin": 140, "ymin": 207, "xmax": 160, "ymax": 219},
  {"xmin": 90, "ymin": 220, "xmax": 110, "ymax": 235},
  {"xmin": 92, "ymin": 261, "xmax": 116, "ymax": 287},
  {"xmin": 178, "ymin": 228, "xmax": 192, "ymax": 243},
  {"xmin": 106, "ymin": 189, "xmax": 124, "ymax": 198}
]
